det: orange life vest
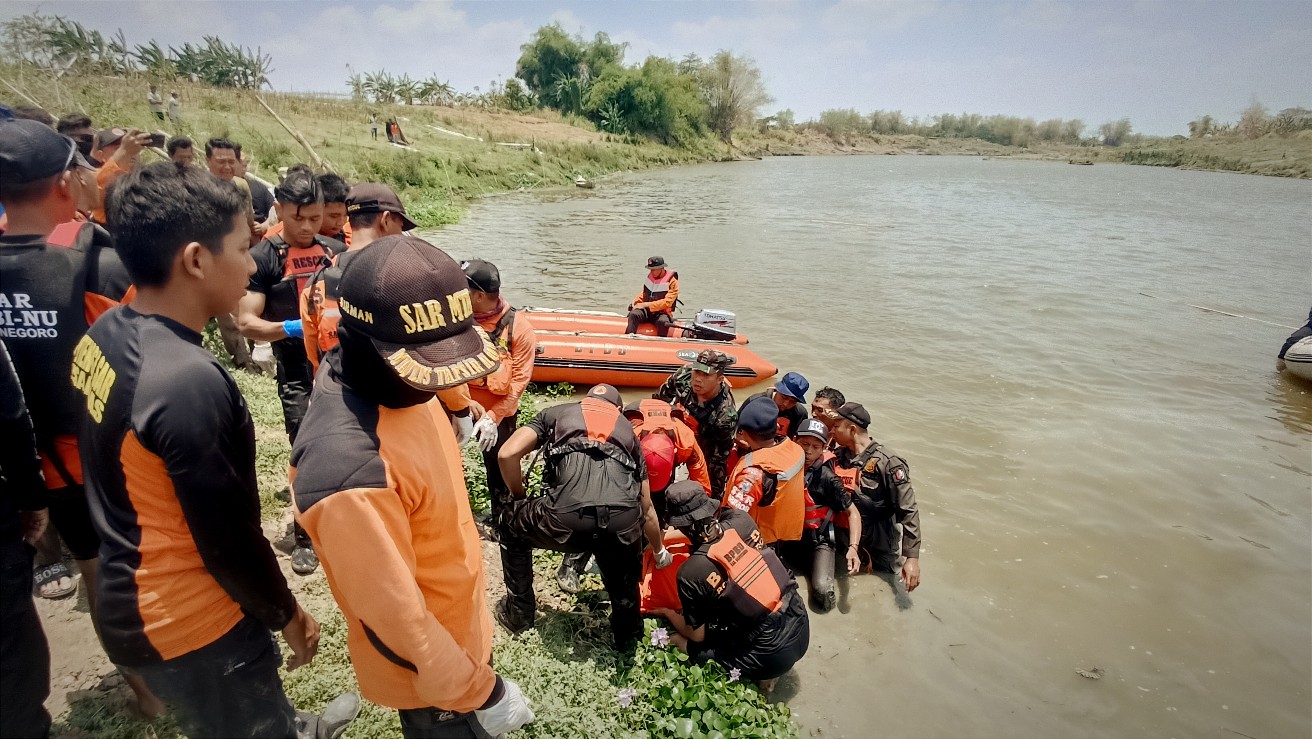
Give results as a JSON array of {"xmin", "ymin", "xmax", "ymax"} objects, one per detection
[
  {"xmin": 640, "ymin": 270, "xmax": 677, "ymax": 315},
  {"xmin": 265, "ymin": 235, "xmax": 334, "ymax": 321},
  {"xmin": 727, "ymin": 439, "xmax": 806, "ymax": 543},
  {"xmin": 804, "ymin": 452, "xmax": 857, "ymax": 530},
  {"xmin": 632, "ymin": 400, "xmax": 713, "ymax": 494},
  {"xmin": 705, "ymin": 528, "xmax": 792, "ymax": 620}
]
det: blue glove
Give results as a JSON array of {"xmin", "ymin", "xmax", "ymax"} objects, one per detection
[{"xmin": 283, "ymin": 319, "xmax": 304, "ymax": 339}]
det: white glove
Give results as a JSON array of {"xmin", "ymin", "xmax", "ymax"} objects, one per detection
[
  {"xmin": 474, "ymin": 677, "xmax": 534, "ymax": 736},
  {"xmin": 472, "ymin": 416, "xmax": 499, "ymax": 452},
  {"xmin": 654, "ymin": 547, "xmax": 673, "ymax": 569},
  {"xmin": 452, "ymin": 413, "xmax": 474, "ymax": 445},
  {"xmin": 251, "ymin": 342, "xmax": 273, "ymax": 364}
]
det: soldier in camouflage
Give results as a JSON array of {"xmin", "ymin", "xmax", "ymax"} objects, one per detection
[{"xmin": 654, "ymin": 350, "xmax": 738, "ymax": 498}]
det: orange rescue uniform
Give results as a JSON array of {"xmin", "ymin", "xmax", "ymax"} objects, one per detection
[
  {"xmin": 465, "ymin": 304, "xmax": 536, "ymax": 424},
  {"xmin": 721, "ymin": 438, "xmax": 807, "ymax": 544}
]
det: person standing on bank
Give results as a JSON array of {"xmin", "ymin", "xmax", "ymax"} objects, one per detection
[
  {"xmin": 462, "ymin": 259, "xmax": 537, "ymax": 504},
  {"xmin": 495, "ymin": 384, "xmax": 672, "ymax": 646},
  {"xmin": 167, "ymin": 91, "xmax": 181, "ymax": 126},
  {"xmin": 81, "ymin": 161, "xmax": 359, "ymax": 738},
  {"xmin": 292, "ymin": 235, "xmax": 534, "ymax": 739},
  {"xmin": 147, "ymin": 85, "xmax": 164, "ymax": 121},
  {"xmin": 625, "ymin": 256, "xmax": 679, "ymax": 336},
  {"xmin": 654, "ymin": 349, "xmax": 739, "ymax": 498},
  {"xmin": 748, "ymin": 371, "xmax": 810, "ymax": 438},
  {"xmin": 829, "ymin": 402, "xmax": 922, "ymax": 591},
  {"xmin": 650, "ymin": 484, "xmax": 809, "ymax": 690},
  {"xmin": 722, "ymin": 396, "xmax": 808, "ymax": 549},
  {"xmin": 237, "ymin": 166, "xmax": 345, "ymax": 575}
]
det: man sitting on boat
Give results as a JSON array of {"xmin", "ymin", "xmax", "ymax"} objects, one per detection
[{"xmin": 625, "ymin": 256, "xmax": 679, "ymax": 337}]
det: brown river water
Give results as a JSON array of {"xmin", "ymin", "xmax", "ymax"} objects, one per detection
[{"xmin": 424, "ymin": 156, "xmax": 1312, "ymax": 738}]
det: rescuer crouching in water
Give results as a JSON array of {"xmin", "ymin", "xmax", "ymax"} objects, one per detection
[
  {"xmin": 792, "ymin": 418, "xmax": 862, "ymax": 612},
  {"xmin": 650, "ymin": 482, "xmax": 810, "ymax": 692}
]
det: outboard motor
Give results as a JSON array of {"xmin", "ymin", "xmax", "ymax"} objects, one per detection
[{"xmin": 688, "ymin": 309, "xmax": 737, "ymax": 342}]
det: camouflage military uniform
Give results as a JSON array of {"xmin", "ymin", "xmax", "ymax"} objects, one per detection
[
  {"xmin": 849, "ymin": 440, "xmax": 921, "ymax": 572},
  {"xmin": 654, "ymin": 364, "xmax": 738, "ymax": 498}
]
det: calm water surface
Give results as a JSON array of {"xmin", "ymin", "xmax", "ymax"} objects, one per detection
[{"xmin": 425, "ymin": 156, "xmax": 1312, "ymax": 738}]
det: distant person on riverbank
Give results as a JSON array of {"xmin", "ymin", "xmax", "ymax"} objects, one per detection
[
  {"xmin": 830, "ymin": 402, "xmax": 922, "ymax": 590},
  {"xmin": 84, "ymin": 161, "xmax": 358, "ymax": 738},
  {"xmin": 147, "ymin": 85, "xmax": 164, "ymax": 121},
  {"xmin": 748, "ymin": 371, "xmax": 810, "ymax": 438},
  {"xmin": 166, "ymin": 136, "xmax": 194, "ymax": 166},
  {"xmin": 291, "ymin": 235, "xmax": 534, "ymax": 739},
  {"xmin": 650, "ymin": 483, "xmax": 809, "ymax": 691},
  {"xmin": 368, "ymin": 112, "xmax": 378, "ymax": 140},
  {"xmin": 655, "ymin": 349, "xmax": 739, "ymax": 498},
  {"xmin": 167, "ymin": 91, "xmax": 181, "ymax": 126},
  {"xmin": 722, "ymin": 396, "xmax": 807, "ymax": 548},
  {"xmin": 496, "ymin": 383, "xmax": 671, "ymax": 646},
  {"xmin": 625, "ymin": 256, "xmax": 679, "ymax": 336}
]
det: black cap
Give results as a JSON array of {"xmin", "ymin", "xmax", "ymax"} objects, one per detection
[
  {"xmin": 587, "ymin": 384, "xmax": 622, "ymax": 407},
  {"xmin": 796, "ymin": 418, "xmax": 830, "ymax": 443},
  {"xmin": 0, "ymin": 119, "xmax": 82, "ymax": 186},
  {"xmin": 666, "ymin": 480, "xmax": 719, "ymax": 528},
  {"xmin": 345, "ymin": 182, "xmax": 418, "ymax": 230},
  {"xmin": 689, "ymin": 349, "xmax": 734, "ymax": 374},
  {"xmin": 462, "ymin": 259, "xmax": 501, "ymax": 293},
  {"xmin": 646, "ymin": 256, "xmax": 665, "ymax": 269},
  {"xmin": 97, "ymin": 127, "xmax": 126, "ymax": 148},
  {"xmin": 737, "ymin": 396, "xmax": 779, "ymax": 434},
  {"xmin": 836, "ymin": 402, "xmax": 871, "ymax": 430},
  {"xmin": 336, "ymin": 235, "xmax": 500, "ymax": 391}
]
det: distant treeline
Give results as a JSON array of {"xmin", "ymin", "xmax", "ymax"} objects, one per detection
[
  {"xmin": 795, "ymin": 108, "xmax": 1092, "ymax": 146},
  {"xmin": 1189, "ymin": 104, "xmax": 1312, "ymax": 140}
]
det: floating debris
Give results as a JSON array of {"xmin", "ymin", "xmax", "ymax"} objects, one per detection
[{"xmin": 1076, "ymin": 667, "xmax": 1104, "ymax": 680}]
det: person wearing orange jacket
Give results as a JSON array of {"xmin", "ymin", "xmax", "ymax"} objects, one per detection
[
  {"xmin": 625, "ymin": 256, "xmax": 679, "ymax": 336},
  {"xmin": 625, "ymin": 399, "xmax": 712, "ymax": 501},
  {"xmin": 292, "ymin": 235, "xmax": 534, "ymax": 738},
  {"xmin": 721, "ymin": 396, "xmax": 807, "ymax": 549},
  {"xmin": 461, "ymin": 259, "xmax": 536, "ymax": 505}
]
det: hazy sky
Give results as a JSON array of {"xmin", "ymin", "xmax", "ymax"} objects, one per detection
[{"xmin": 2, "ymin": 1, "xmax": 1308, "ymax": 135}]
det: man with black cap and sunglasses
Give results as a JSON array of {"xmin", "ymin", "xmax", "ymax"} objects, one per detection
[
  {"xmin": 830, "ymin": 402, "xmax": 922, "ymax": 591},
  {"xmin": 495, "ymin": 383, "xmax": 672, "ymax": 647},
  {"xmin": 650, "ymin": 481, "xmax": 809, "ymax": 691},
  {"xmin": 655, "ymin": 348, "xmax": 739, "ymax": 498},
  {"xmin": 291, "ymin": 234, "xmax": 534, "ymax": 738}
]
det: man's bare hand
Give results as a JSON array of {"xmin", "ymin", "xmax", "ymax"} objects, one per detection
[
  {"xmin": 281, "ymin": 604, "xmax": 321, "ymax": 670},
  {"xmin": 900, "ymin": 557, "xmax": 920, "ymax": 592},
  {"xmin": 845, "ymin": 545, "xmax": 860, "ymax": 575}
]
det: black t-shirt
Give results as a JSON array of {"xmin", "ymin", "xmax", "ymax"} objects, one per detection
[
  {"xmin": 527, "ymin": 401, "xmax": 647, "ymax": 512},
  {"xmin": 746, "ymin": 391, "xmax": 808, "ymax": 439},
  {"xmin": 247, "ymin": 234, "xmax": 344, "ymax": 322},
  {"xmin": 675, "ymin": 508, "xmax": 765, "ymax": 631},
  {"xmin": 246, "ymin": 175, "xmax": 274, "ymax": 221}
]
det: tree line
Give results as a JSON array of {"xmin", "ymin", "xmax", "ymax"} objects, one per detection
[
  {"xmin": 1189, "ymin": 103, "xmax": 1312, "ymax": 140},
  {"xmin": 1, "ymin": 13, "xmax": 271, "ymax": 89}
]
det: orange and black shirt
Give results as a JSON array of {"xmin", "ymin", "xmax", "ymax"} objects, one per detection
[
  {"xmin": 248, "ymin": 233, "xmax": 344, "ymax": 323},
  {"xmin": 291, "ymin": 362, "xmax": 496, "ymax": 712},
  {"xmin": 0, "ymin": 223, "xmax": 134, "ymax": 488},
  {"xmin": 74, "ymin": 307, "xmax": 296, "ymax": 667},
  {"xmin": 528, "ymin": 398, "xmax": 648, "ymax": 512}
]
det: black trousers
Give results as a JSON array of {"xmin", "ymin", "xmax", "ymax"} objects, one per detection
[
  {"xmin": 272, "ymin": 338, "xmax": 314, "ymax": 550},
  {"xmin": 135, "ymin": 617, "xmax": 297, "ymax": 739},
  {"xmin": 0, "ymin": 538, "xmax": 51, "ymax": 738},
  {"xmin": 624, "ymin": 308, "xmax": 673, "ymax": 336},
  {"xmin": 857, "ymin": 513, "xmax": 900, "ymax": 572},
  {"xmin": 481, "ymin": 417, "xmax": 519, "ymax": 511},
  {"xmin": 496, "ymin": 501, "xmax": 643, "ymax": 645},
  {"xmin": 779, "ymin": 526, "xmax": 849, "ymax": 612}
]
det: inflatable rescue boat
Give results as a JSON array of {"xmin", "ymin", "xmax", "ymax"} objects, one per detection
[
  {"xmin": 1282, "ymin": 336, "xmax": 1312, "ymax": 382},
  {"xmin": 523, "ymin": 307, "xmax": 777, "ymax": 389}
]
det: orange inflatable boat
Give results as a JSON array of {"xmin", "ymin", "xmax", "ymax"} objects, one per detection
[
  {"xmin": 523, "ymin": 308, "xmax": 777, "ymax": 389},
  {"xmin": 520, "ymin": 308, "xmax": 750, "ymax": 344}
]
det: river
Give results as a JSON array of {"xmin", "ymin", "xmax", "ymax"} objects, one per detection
[{"xmin": 427, "ymin": 156, "xmax": 1312, "ymax": 738}]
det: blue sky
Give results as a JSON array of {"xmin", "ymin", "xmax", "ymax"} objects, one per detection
[{"xmin": 2, "ymin": 1, "xmax": 1308, "ymax": 135}]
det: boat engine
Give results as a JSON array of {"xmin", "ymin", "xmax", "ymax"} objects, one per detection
[{"xmin": 686, "ymin": 309, "xmax": 737, "ymax": 342}]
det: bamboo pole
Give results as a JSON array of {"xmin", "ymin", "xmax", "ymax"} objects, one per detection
[
  {"xmin": 254, "ymin": 93, "xmax": 334, "ymax": 172},
  {"xmin": 0, "ymin": 78, "xmax": 43, "ymax": 108}
]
